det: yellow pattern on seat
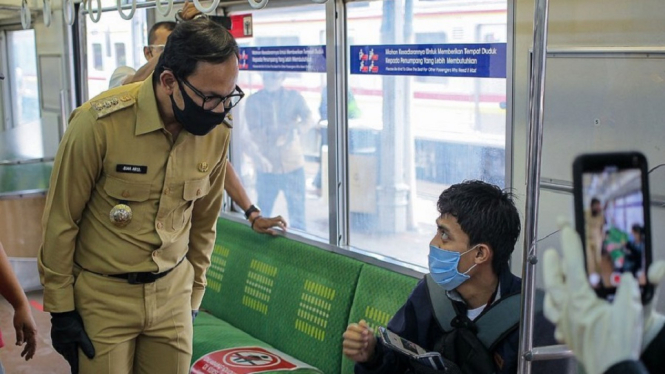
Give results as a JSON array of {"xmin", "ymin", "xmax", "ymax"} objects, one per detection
[
  {"xmin": 295, "ymin": 319, "xmax": 326, "ymax": 341},
  {"xmin": 363, "ymin": 306, "xmax": 392, "ymax": 331},
  {"xmin": 242, "ymin": 259, "xmax": 278, "ymax": 315},
  {"xmin": 206, "ymin": 244, "xmax": 230, "ymax": 292},
  {"xmin": 296, "ymin": 280, "xmax": 338, "ymax": 342}
]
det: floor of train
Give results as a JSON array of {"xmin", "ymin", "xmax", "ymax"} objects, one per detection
[{"xmin": 0, "ymin": 290, "xmax": 69, "ymax": 373}]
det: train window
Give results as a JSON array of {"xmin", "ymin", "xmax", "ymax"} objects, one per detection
[
  {"xmin": 92, "ymin": 43, "xmax": 104, "ymax": 71},
  {"xmin": 415, "ymin": 32, "xmax": 448, "ymax": 84},
  {"xmin": 478, "ymin": 24, "xmax": 507, "ymax": 43},
  {"xmin": 346, "ymin": 0, "xmax": 507, "ymax": 268},
  {"xmin": 254, "ymin": 36, "xmax": 300, "ymax": 47},
  {"xmin": 229, "ymin": 3, "xmax": 329, "ymax": 241},
  {"xmin": 6, "ymin": 30, "xmax": 40, "ymax": 129},
  {"xmin": 84, "ymin": 9, "xmax": 148, "ymax": 99},
  {"xmin": 114, "ymin": 43, "xmax": 127, "ymax": 67}
]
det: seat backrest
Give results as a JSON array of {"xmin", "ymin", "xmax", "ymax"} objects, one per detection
[
  {"xmin": 341, "ymin": 263, "xmax": 419, "ymax": 374},
  {"xmin": 201, "ymin": 218, "xmax": 364, "ymax": 373}
]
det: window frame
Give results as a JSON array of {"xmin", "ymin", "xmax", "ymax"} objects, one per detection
[
  {"xmin": 72, "ymin": 0, "xmax": 513, "ymax": 276},
  {"xmin": 220, "ymin": 0, "xmax": 513, "ymax": 275}
]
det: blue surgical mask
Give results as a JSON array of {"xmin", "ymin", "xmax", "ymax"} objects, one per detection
[{"xmin": 428, "ymin": 245, "xmax": 479, "ymax": 291}]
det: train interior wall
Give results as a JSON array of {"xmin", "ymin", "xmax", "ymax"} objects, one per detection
[{"xmin": 512, "ymin": 0, "xmax": 665, "ymax": 312}]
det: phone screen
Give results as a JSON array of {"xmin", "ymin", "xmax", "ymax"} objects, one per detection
[
  {"xmin": 580, "ymin": 165, "xmax": 648, "ymax": 298},
  {"xmin": 379, "ymin": 327, "xmax": 426, "ymax": 356}
]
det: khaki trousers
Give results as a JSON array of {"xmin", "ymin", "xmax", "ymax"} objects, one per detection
[{"xmin": 74, "ymin": 259, "xmax": 194, "ymax": 374}]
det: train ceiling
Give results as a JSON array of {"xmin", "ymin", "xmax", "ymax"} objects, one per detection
[{"xmin": 0, "ymin": 0, "xmax": 330, "ymax": 24}]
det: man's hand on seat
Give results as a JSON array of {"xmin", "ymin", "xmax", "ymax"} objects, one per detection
[{"xmin": 251, "ymin": 215, "xmax": 287, "ymax": 236}]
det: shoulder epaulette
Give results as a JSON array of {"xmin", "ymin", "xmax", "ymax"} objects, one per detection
[
  {"xmin": 223, "ymin": 113, "xmax": 233, "ymax": 128},
  {"xmin": 89, "ymin": 93, "xmax": 135, "ymax": 119}
]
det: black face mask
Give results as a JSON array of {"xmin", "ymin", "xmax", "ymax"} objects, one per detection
[{"xmin": 169, "ymin": 82, "xmax": 229, "ymax": 136}]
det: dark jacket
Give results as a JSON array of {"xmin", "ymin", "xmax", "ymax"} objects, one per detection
[
  {"xmin": 355, "ymin": 265, "xmax": 570, "ymax": 374},
  {"xmin": 605, "ymin": 361, "xmax": 648, "ymax": 374}
]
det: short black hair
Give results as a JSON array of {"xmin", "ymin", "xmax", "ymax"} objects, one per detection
[
  {"xmin": 591, "ymin": 197, "xmax": 601, "ymax": 207},
  {"xmin": 154, "ymin": 19, "xmax": 239, "ymax": 81},
  {"xmin": 437, "ymin": 180, "xmax": 521, "ymax": 275},
  {"xmin": 148, "ymin": 21, "xmax": 176, "ymax": 45}
]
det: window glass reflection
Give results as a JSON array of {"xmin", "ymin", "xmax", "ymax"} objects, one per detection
[
  {"xmin": 8, "ymin": 29, "xmax": 40, "ymax": 129},
  {"xmin": 347, "ymin": 0, "xmax": 507, "ymax": 268},
  {"xmin": 85, "ymin": 9, "xmax": 148, "ymax": 99},
  {"xmin": 230, "ymin": 4, "xmax": 329, "ymax": 239}
]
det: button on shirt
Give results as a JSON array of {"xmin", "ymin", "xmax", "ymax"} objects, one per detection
[{"xmin": 38, "ymin": 75, "xmax": 230, "ymax": 312}]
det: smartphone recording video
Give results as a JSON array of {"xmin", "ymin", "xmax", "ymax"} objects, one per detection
[{"xmin": 573, "ymin": 152, "xmax": 653, "ymax": 304}]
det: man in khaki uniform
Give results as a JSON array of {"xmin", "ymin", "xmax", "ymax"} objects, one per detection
[
  {"xmin": 108, "ymin": 5, "xmax": 278, "ymax": 234},
  {"xmin": 584, "ymin": 197, "xmax": 605, "ymax": 278},
  {"xmin": 39, "ymin": 20, "xmax": 253, "ymax": 374}
]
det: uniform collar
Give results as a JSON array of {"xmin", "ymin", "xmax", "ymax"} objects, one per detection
[{"xmin": 135, "ymin": 73, "xmax": 166, "ymax": 136}]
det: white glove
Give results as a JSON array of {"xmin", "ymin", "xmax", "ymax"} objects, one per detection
[
  {"xmin": 542, "ymin": 221, "xmax": 643, "ymax": 374},
  {"xmin": 642, "ymin": 260, "xmax": 665, "ymax": 351}
]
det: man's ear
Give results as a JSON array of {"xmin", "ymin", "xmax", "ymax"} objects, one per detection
[
  {"xmin": 143, "ymin": 46, "xmax": 152, "ymax": 61},
  {"xmin": 160, "ymin": 70, "xmax": 177, "ymax": 95},
  {"xmin": 474, "ymin": 244, "xmax": 493, "ymax": 265}
]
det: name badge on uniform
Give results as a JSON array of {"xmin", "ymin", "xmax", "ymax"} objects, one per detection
[{"xmin": 116, "ymin": 164, "xmax": 148, "ymax": 174}]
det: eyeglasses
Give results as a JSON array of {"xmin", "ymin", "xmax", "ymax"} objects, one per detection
[
  {"xmin": 179, "ymin": 78, "xmax": 245, "ymax": 111},
  {"xmin": 147, "ymin": 44, "xmax": 165, "ymax": 53}
]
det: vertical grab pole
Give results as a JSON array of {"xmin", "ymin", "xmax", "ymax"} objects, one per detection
[
  {"xmin": 59, "ymin": 90, "xmax": 69, "ymax": 140},
  {"xmin": 517, "ymin": 0, "xmax": 550, "ymax": 372}
]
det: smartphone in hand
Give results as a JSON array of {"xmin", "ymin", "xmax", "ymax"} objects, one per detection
[
  {"xmin": 573, "ymin": 151, "xmax": 654, "ymax": 304},
  {"xmin": 378, "ymin": 326, "xmax": 447, "ymax": 371}
]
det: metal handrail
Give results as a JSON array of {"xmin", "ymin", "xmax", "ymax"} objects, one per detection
[
  {"xmin": 524, "ymin": 345, "xmax": 574, "ymax": 361},
  {"xmin": 0, "ymin": 157, "xmax": 54, "ymax": 166},
  {"xmin": 517, "ymin": 0, "xmax": 550, "ymax": 371},
  {"xmin": 20, "ymin": 0, "xmax": 31, "ymax": 30},
  {"xmin": 539, "ymin": 178, "xmax": 665, "ymax": 208},
  {"xmin": 0, "ymin": 189, "xmax": 47, "ymax": 200}
]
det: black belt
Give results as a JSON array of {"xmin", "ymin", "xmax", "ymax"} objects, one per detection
[{"xmin": 85, "ymin": 257, "xmax": 185, "ymax": 285}]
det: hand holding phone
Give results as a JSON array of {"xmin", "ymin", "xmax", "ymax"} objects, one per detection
[
  {"xmin": 544, "ymin": 219, "xmax": 665, "ymax": 374},
  {"xmin": 542, "ymin": 222, "xmax": 645, "ymax": 374},
  {"xmin": 573, "ymin": 152, "xmax": 654, "ymax": 304}
]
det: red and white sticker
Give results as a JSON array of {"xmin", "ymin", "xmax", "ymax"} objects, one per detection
[
  {"xmin": 191, "ymin": 347, "xmax": 298, "ymax": 374},
  {"xmin": 610, "ymin": 272, "xmax": 622, "ymax": 287}
]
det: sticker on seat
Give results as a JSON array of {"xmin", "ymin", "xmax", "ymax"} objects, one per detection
[{"xmin": 190, "ymin": 346, "xmax": 322, "ymax": 374}]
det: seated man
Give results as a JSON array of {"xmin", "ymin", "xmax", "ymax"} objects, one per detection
[{"xmin": 343, "ymin": 180, "xmax": 565, "ymax": 374}]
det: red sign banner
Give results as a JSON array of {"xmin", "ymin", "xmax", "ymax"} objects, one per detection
[{"xmin": 229, "ymin": 14, "xmax": 253, "ymax": 39}]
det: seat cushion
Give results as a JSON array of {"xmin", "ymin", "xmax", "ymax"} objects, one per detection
[
  {"xmin": 341, "ymin": 264, "xmax": 419, "ymax": 374},
  {"xmin": 201, "ymin": 218, "xmax": 364, "ymax": 373},
  {"xmin": 192, "ymin": 312, "xmax": 323, "ymax": 374}
]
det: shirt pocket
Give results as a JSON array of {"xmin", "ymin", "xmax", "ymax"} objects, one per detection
[
  {"xmin": 103, "ymin": 176, "xmax": 152, "ymax": 228},
  {"xmin": 172, "ymin": 177, "xmax": 212, "ymax": 231}
]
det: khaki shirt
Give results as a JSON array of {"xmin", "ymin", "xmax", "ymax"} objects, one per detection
[{"xmin": 38, "ymin": 76, "xmax": 230, "ymax": 312}]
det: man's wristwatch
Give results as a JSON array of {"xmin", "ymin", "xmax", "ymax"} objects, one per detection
[{"xmin": 244, "ymin": 204, "xmax": 261, "ymax": 220}]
